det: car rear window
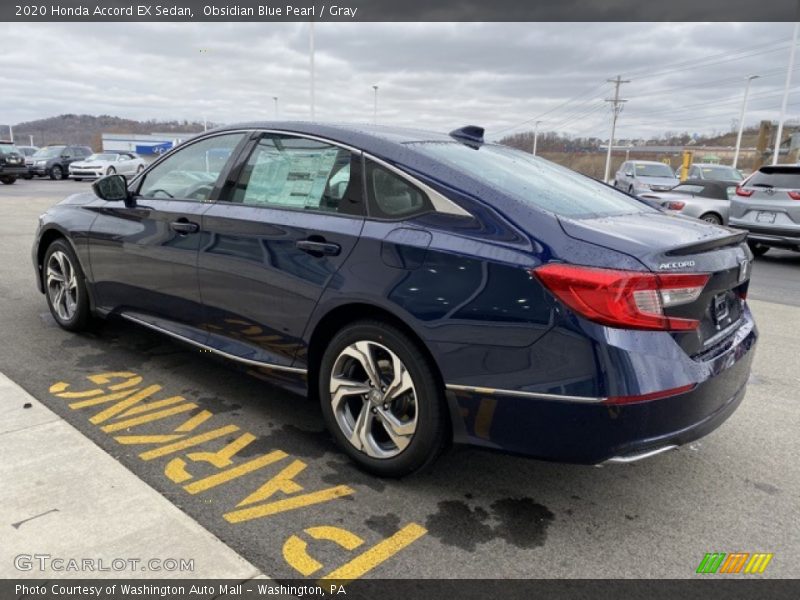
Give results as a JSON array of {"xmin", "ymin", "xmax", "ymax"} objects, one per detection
[
  {"xmin": 408, "ymin": 142, "xmax": 654, "ymax": 218},
  {"xmin": 0, "ymin": 144, "xmax": 16, "ymax": 154},
  {"xmin": 634, "ymin": 163, "xmax": 674, "ymax": 177},
  {"xmin": 747, "ymin": 167, "xmax": 800, "ymax": 189}
]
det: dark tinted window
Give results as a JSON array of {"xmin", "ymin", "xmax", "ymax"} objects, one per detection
[
  {"xmin": 410, "ymin": 142, "xmax": 653, "ymax": 219},
  {"xmin": 365, "ymin": 160, "xmax": 431, "ymax": 219},
  {"xmin": 672, "ymin": 184, "xmax": 704, "ymax": 194},
  {"xmin": 230, "ymin": 135, "xmax": 359, "ymax": 214},
  {"xmin": 747, "ymin": 167, "xmax": 800, "ymax": 189}
]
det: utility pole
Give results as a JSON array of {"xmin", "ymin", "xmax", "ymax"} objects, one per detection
[
  {"xmin": 29, "ymin": 134, "xmax": 34, "ymax": 146},
  {"xmin": 372, "ymin": 85, "xmax": 379, "ymax": 124},
  {"xmin": 733, "ymin": 75, "xmax": 759, "ymax": 169},
  {"xmin": 309, "ymin": 21, "xmax": 315, "ymax": 121},
  {"xmin": 273, "ymin": 96, "xmax": 279, "ymax": 119},
  {"xmin": 603, "ymin": 75, "xmax": 629, "ymax": 183},
  {"xmin": 532, "ymin": 120, "xmax": 542, "ymax": 156},
  {"xmin": 773, "ymin": 22, "xmax": 798, "ymax": 164},
  {"xmin": 8, "ymin": 125, "xmax": 13, "ymax": 143}
]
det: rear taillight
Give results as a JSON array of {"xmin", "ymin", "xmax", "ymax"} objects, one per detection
[
  {"xmin": 604, "ymin": 383, "xmax": 696, "ymax": 405},
  {"xmin": 665, "ymin": 201, "xmax": 686, "ymax": 210},
  {"xmin": 788, "ymin": 191, "xmax": 800, "ymax": 200},
  {"xmin": 533, "ymin": 264, "xmax": 710, "ymax": 331},
  {"xmin": 735, "ymin": 187, "xmax": 753, "ymax": 197}
]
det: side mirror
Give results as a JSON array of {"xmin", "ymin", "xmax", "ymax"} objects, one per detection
[
  {"xmin": 625, "ymin": 170, "xmax": 634, "ymax": 177},
  {"xmin": 93, "ymin": 174, "xmax": 129, "ymax": 202}
]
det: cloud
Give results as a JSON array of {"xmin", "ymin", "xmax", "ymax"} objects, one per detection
[{"xmin": 0, "ymin": 22, "xmax": 796, "ymax": 139}]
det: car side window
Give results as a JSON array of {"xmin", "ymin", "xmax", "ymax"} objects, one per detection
[
  {"xmin": 138, "ymin": 133, "xmax": 245, "ymax": 201},
  {"xmin": 229, "ymin": 135, "xmax": 362, "ymax": 215},
  {"xmin": 364, "ymin": 159, "xmax": 432, "ymax": 220}
]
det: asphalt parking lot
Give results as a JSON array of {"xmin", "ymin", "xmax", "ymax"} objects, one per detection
[{"xmin": 1, "ymin": 179, "xmax": 799, "ymax": 580}]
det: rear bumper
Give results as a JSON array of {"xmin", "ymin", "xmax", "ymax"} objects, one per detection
[
  {"xmin": 446, "ymin": 309, "xmax": 757, "ymax": 464},
  {"xmin": 0, "ymin": 166, "xmax": 28, "ymax": 177},
  {"xmin": 730, "ymin": 222, "xmax": 800, "ymax": 249}
]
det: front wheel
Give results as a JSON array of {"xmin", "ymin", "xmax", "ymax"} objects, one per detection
[
  {"xmin": 0, "ymin": 176, "xmax": 16, "ymax": 184},
  {"xmin": 49, "ymin": 165, "xmax": 63, "ymax": 180},
  {"xmin": 319, "ymin": 320, "xmax": 446, "ymax": 477},
  {"xmin": 748, "ymin": 241, "xmax": 769, "ymax": 257},
  {"xmin": 106, "ymin": 166, "xmax": 116, "ymax": 176},
  {"xmin": 43, "ymin": 239, "xmax": 91, "ymax": 331}
]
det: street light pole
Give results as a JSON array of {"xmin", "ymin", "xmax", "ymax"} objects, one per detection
[
  {"xmin": 733, "ymin": 75, "xmax": 759, "ymax": 169},
  {"xmin": 773, "ymin": 22, "xmax": 798, "ymax": 165},
  {"xmin": 309, "ymin": 21, "xmax": 315, "ymax": 121},
  {"xmin": 372, "ymin": 85, "xmax": 379, "ymax": 124},
  {"xmin": 273, "ymin": 96, "xmax": 279, "ymax": 119},
  {"xmin": 532, "ymin": 120, "xmax": 542, "ymax": 156}
]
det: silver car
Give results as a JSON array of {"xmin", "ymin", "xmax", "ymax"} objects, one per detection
[
  {"xmin": 729, "ymin": 165, "xmax": 800, "ymax": 256},
  {"xmin": 685, "ymin": 163, "xmax": 744, "ymax": 183},
  {"xmin": 640, "ymin": 179, "xmax": 735, "ymax": 225},
  {"xmin": 614, "ymin": 160, "xmax": 679, "ymax": 195}
]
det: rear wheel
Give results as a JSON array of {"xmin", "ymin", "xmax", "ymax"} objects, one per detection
[
  {"xmin": 73, "ymin": 178, "xmax": 82, "ymax": 182},
  {"xmin": 49, "ymin": 165, "xmax": 63, "ymax": 180},
  {"xmin": 699, "ymin": 213, "xmax": 722, "ymax": 225},
  {"xmin": 748, "ymin": 241, "xmax": 769, "ymax": 257},
  {"xmin": 0, "ymin": 176, "xmax": 16, "ymax": 185},
  {"xmin": 22, "ymin": 173, "xmax": 33, "ymax": 180},
  {"xmin": 319, "ymin": 320, "xmax": 446, "ymax": 477},
  {"xmin": 43, "ymin": 239, "xmax": 91, "ymax": 331}
]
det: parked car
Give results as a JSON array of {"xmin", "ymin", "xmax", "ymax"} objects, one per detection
[
  {"xmin": 640, "ymin": 179, "xmax": 736, "ymax": 225},
  {"xmin": 0, "ymin": 141, "xmax": 28, "ymax": 184},
  {"xmin": 32, "ymin": 123, "xmax": 757, "ymax": 476},
  {"xmin": 729, "ymin": 165, "xmax": 800, "ymax": 256},
  {"xmin": 69, "ymin": 152, "xmax": 147, "ymax": 180},
  {"xmin": 614, "ymin": 160, "xmax": 679, "ymax": 195},
  {"xmin": 18, "ymin": 146, "xmax": 40, "ymax": 179},
  {"xmin": 29, "ymin": 145, "xmax": 93, "ymax": 180},
  {"xmin": 686, "ymin": 163, "xmax": 744, "ymax": 183}
]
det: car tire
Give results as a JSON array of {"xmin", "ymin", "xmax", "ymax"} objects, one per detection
[
  {"xmin": 43, "ymin": 239, "xmax": 91, "ymax": 332},
  {"xmin": 700, "ymin": 213, "xmax": 722, "ymax": 225},
  {"xmin": 106, "ymin": 167, "xmax": 116, "ymax": 176},
  {"xmin": 319, "ymin": 320, "xmax": 446, "ymax": 477},
  {"xmin": 50, "ymin": 165, "xmax": 63, "ymax": 180},
  {"xmin": 136, "ymin": 165, "xmax": 144, "ymax": 174},
  {"xmin": 628, "ymin": 185, "xmax": 634, "ymax": 194},
  {"xmin": 0, "ymin": 176, "xmax": 16, "ymax": 185},
  {"xmin": 747, "ymin": 241, "xmax": 769, "ymax": 257},
  {"xmin": 73, "ymin": 178, "xmax": 82, "ymax": 181},
  {"xmin": 22, "ymin": 174, "xmax": 33, "ymax": 180}
]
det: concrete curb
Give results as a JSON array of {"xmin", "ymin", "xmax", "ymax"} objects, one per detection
[{"xmin": 0, "ymin": 372, "xmax": 266, "ymax": 581}]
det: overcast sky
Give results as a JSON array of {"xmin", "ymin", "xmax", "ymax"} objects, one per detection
[{"xmin": 1, "ymin": 22, "xmax": 798, "ymax": 140}]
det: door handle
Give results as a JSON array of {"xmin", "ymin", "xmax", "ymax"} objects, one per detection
[
  {"xmin": 296, "ymin": 239, "xmax": 341, "ymax": 256},
  {"xmin": 170, "ymin": 219, "xmax": 199, "ymax": 234}
]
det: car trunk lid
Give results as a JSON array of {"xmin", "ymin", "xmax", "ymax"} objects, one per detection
[{"xmin": 558, "ymin": 211, "xmax": 752, "ymax": 356}]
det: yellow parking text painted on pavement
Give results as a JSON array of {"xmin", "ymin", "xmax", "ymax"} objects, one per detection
[{"xmin": 50, "ymin": 370, "xmax": 426, "ymax": 582}]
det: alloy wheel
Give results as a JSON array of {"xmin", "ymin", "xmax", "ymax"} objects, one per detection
[
  {"xmin": 329, "ymin": 340, "xmax": 418, "ymax": 459},
  {"xmin": 46, "ymin": 250, "xmax": 78, "ymax": 321}
]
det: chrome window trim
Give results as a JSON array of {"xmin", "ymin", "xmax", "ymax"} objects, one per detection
[
  {"xmin": 121, "ymin": 313, "xmax": 308, "ymax": 375},
  {"xmin": 445, "ymin": 383, "xmax": 605, "ymax": 404}
]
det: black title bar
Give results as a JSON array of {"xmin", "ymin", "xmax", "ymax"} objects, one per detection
[{"xmin": 3, "ymin": 0, "xmax": 800, "ymax": 22}]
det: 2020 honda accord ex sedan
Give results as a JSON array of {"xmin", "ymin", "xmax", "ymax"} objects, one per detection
[{"xmin": 33, "ymin": 123, "xmax": 757, "ymax": 477}]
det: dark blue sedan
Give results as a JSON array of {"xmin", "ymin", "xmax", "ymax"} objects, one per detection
[{"xmin": 32, "ymin": 123, "xmax": 757, "ymax": 476}]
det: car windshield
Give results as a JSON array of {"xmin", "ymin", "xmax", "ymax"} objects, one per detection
[
  {"xmin": 87, "ymin": 154, "xmax": 118, "ymax": 161},
  {"xmin": 0, "ymin": 144, "xmax": 17, "ymax": 153},
  {"xmin": 746, "ymin": 167, "xmax": 800, "ymax": 189},
  {"xmin": 700, "ymin": 166, "xmax": 743, "ymax": 181},
  {"xmin": 408, "ymin": 142, "xmax": 654, "ymax": 218},
  {"xmin": 34, "ymin": 146, "xmax": 65, "ymax": 158},
  {"xmin": 672, "ymin": 184, "xmax": 704, "ymax": 194},
  {"xmin": 634, "ymin": 163, "xmax": 674, "ymax": 177}
]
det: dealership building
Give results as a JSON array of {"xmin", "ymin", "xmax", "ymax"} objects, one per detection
[{"xmin": 100, "ymin": 132, "xmax": 196, "ymax": 159}]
